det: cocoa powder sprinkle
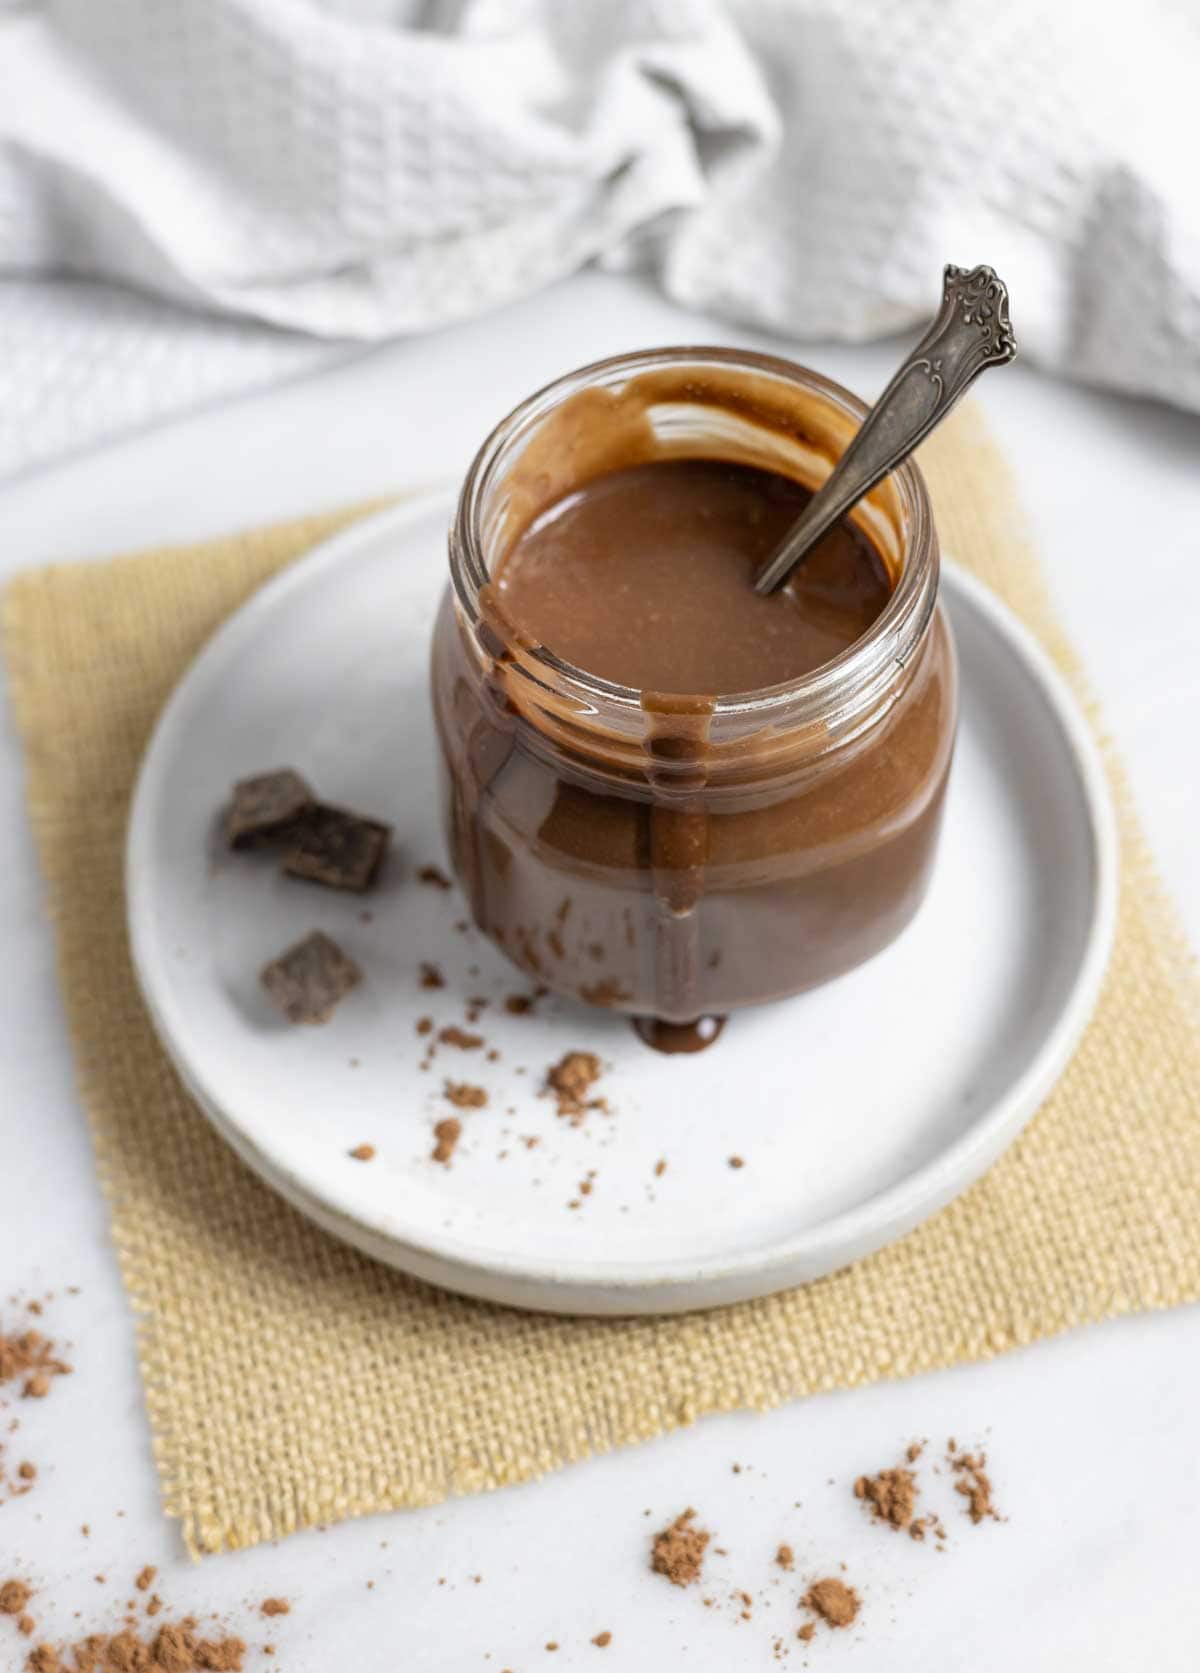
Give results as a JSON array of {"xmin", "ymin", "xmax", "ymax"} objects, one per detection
[
  {"xmin": 949, "ymin": 1449, "xmax": 1000, "ymax": 1524},
  {"xmin": 803, "ymin": 1577, "xmax": 860, "ymax": 1629},
  {"xmin": 651, "ymin": 1508, "xmax": 710, "ymax": 1588},
  {"xmin": 438, "ymin": 1026, "xmax": 483, "ymax": 1050},
  {"xmin": 260, "ymin": 1600, "xmax": 289, "ymax": 1618},
  {"xmin": 854, "ymin": 1466, "xmax": 917, "ymax": 1531},
  {"xmin": 775, "ymin": 1543, "xmax": 794, "ymax": 1570},
  {"xmin": 17, "ymin": 1613, "xmax": 249, "ymax": 1673},
  {"xmin": 444, "ymin": 1082, "xmax": 487, "ymax": 1109},
  {"xmin": 546, "ymin": 1051, "xmax": 604, "ymax": 1122},
  {"xmin": 432, "ymin": 1118, "xmax": 462, "ymax": 1165},
  {"xmin": 418, "ymin": 865, "xmax": 453, "ymax": 890},
  {"xmin": 1, "ymin": 1580, "xmax": 33, "ymax": 1614},
  {"xmin": 348, "ymin": 1144, "xmax": 375, "ymax": 1162}
]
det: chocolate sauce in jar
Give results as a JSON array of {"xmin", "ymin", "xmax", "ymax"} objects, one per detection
[{"xmin": 432, "ymin": 353, "xmax": 957, "ymax": 1053}]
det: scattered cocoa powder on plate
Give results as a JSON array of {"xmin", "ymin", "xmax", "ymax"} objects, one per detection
[
  {"xmin": 417, "ymin": 865, "xmax": 453, "ymax": 890},
  {"xmin": 803, "ymin": 1577, "xmax": 860, "ymax": 1629},
  {"xmin": 775, "ymin": 1544, "xmax": 794, "ymax": 1571},
  {"xmin": 432, "ymin": 1118, "xmax": 462, "ymax": 1165},
  {"xmin": 135, "ymin": 1567, "xmax": 156, "ymax": 1592},
  {"xmin": 259, "ymin": 1600, "xmax": 289, "ymax": 1618},
  {"xmin": 438, "ymin": 1026, "xmax": 483, "ymax": 1050},
  {"xmin": 797, "ymin": 1622, "xmax": 815, "ymax": 1643},
  {"xmin": 348, "ymin": 1144, "xmax": 375, "ymax": 1162},
  {"xmin": 591, "ymin": 1631, "xmax": 612, "ymax": 1647},
  {"xmin": 545, "ymin": 1052, "xmax": 604, "ymax": 1122},
  {"xmin": 1, "ymin": 1580, "xmax": 33, "ymax": 1616},
  {"xmin": 444, "ymin": 1082, "xmax": 487, "ymax": 1110},
  {"xmin": 650, "ymin": 1509, "xmax": 710, "ymax": 1587},
  {"xmin": 419, "ymin": 962, "xmax": 445, "ymax": 990}
]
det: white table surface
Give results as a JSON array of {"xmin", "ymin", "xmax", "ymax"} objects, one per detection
[{"xmin": 3, "ymin": 272, "xmax": 1199, "ymax": 1670}]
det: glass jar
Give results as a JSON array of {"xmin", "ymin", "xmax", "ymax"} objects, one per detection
[{"xmin": 431, "ymin": 347, "xmax": 957, "ymax": 1034}]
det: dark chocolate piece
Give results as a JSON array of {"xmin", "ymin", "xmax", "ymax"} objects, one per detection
[
  {"xmin": 282, "ymin": 804, "xmax": 390, "ymax": 892},
  {"xmin": 261, "ymin": 930, "xmax": 362, "ymax": 1025},
  {"xmin": 224, "ymin": 768, "xmax": 315, "ymax": 848}
]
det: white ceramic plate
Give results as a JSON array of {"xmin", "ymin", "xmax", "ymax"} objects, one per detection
[{"xmin": 126, "ymin": 494, "xmax": 1117, "ymax": 1316}]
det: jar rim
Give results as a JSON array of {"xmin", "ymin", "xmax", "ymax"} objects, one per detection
[{"xmin": 449, "ymin": 345, "xmax": 938, "ymax": 735}]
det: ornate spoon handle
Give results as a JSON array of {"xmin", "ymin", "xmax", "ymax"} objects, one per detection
[{"xmin": 754, "ymin": 264, "xmax": 1017, "ymax": 595}]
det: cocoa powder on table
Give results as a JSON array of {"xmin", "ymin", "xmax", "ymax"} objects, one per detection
[
  {"xmin": 650, "ymin": 1509, "xmax": 710, "ymax": 1588},
  {"xmin": 0, "ymin": 1305, "xmax": 75, "ymax": 1503},
  {"xmin": 803, "ymin": 1577, "xmax": 860, "ymax": 1629},
  {"xmin": 0, "ymin": 1327, "xmax": 72, "ymax": 1402},
  {"xmin": 949, "ymin": 1448, "xmax": 1001, "ymax": 1524},
  {"xmin": 3, "ymin": 1567, "xmax": 278, "ymax": 1672},
  {"xmin": 854, "ymin": 1465, "xmax": 918, "ymax": 1532}
]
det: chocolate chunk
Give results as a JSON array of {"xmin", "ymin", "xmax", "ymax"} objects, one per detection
[
  {"xmin": 261, "ymin": 930, "xmax": 362, "ymax": 1024},
  {"xmin": 224, "ymin": 769, "xmax": 314, "ymax": 848},
  {"xmin": 282, "ymin": 804, "xmax": 390, "ymax": 892}
]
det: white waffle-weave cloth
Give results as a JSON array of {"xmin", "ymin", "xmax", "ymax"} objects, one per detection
[{"xmin": 1, "ymin": 0, "xmax": 1197, "ymax": 478}]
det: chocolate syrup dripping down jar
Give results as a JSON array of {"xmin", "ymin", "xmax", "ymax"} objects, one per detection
[{"xmin": 432, "ymin": 348, "xmax": 958, "ymax": 1040}]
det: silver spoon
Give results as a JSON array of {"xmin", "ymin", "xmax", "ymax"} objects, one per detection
[{"xmin": 753, "ymin": 263, "xmax": 1017, "ymax": 596}]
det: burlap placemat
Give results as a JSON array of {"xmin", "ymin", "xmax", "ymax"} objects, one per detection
[{"xmin": 6, "ymin": 405, "xmax": 1200, "ymax": 1557}]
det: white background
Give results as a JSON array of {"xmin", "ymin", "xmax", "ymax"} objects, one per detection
[{"xmin": 2, "ymin": 272, "xmax": 1199, "ymax": 1669}]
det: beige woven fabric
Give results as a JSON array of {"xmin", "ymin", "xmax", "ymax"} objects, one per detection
[{"xmin": 5, "ymin": 407, "xmax": 1200, "ymax": 1558}]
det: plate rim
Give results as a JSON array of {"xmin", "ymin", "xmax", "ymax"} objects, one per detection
[{"xmin": 125, "ymin": 494, "xmax": 1119, "ymax": 1314}]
